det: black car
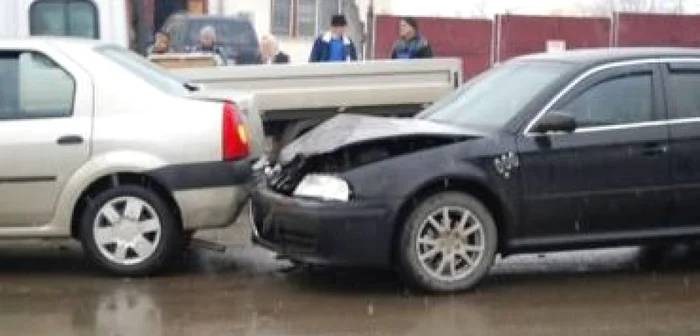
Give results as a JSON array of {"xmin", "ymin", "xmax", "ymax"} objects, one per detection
[
  {"xmin": 162, "ymin": 14, "xmax": 260, "ymax": 65},
  {"xmin": 251, "ymin": 48, "xmax": 700, "ymax": 293}
]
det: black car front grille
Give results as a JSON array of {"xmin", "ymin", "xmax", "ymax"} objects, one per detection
[
  {"xmin": 267, "ymin": 168, "xmax": 298, "ymax": 195},
  {"xmin": 267, "ymin": 156, "xmax": 309, "ymax": 195}
]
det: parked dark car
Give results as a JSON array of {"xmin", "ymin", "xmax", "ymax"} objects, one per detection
[
  {"xmin": 251, "ymin": 48, "xmax": 700, "ymax": 293},
  {"xmin": 162, "ymin": 14, "xmax": 260, "ymax": 65}
]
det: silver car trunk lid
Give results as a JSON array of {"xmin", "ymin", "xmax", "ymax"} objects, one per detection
[{"xmin": 188, "ymin": 89, "xmax": 265, "ymax": 160}]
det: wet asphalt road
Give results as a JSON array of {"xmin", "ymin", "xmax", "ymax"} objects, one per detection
[{"xmin": 2, "ymin": 213, "xmax": 700, "ymax": 335}]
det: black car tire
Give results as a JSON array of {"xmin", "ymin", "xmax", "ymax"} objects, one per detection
[
  {"xmin": 398, "ymin": 192, "xmax": 498, "ymax": 293},
  {"xmin": 80, "ymin": 185, "xmax": 182, "ymax": 276}
]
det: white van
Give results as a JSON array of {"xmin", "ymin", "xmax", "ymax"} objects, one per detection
[{"xmin": 0, "ymin": 0, "xmax": 129, "ymax": 48}]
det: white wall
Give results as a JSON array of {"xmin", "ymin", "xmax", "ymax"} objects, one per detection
[
  {"xmin": 278, "ymin": 37, "xmax": 317, "ymax": 63},
  {"xmin": 214, "ymin": 0, "xmax": 272, "ymax": 39},
  {"xmin": 0, "ymin": 1, "xmax": 20, "ymax": 37},
  {"xmin": 370, "ymin": 0, "xmax": 395, "ymax": 15},
  {"xmin": 0, "ymin": 0, "xmax": 127, "ymax": 47}
]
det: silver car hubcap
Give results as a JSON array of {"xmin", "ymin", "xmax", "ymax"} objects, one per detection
[
  {"xmin": 93, "ymin": 196, "xmax": 162, "ymax": 266},
  {"xmin": 415, "ymin": 206, "xmax": 485, "ymax": 282}
]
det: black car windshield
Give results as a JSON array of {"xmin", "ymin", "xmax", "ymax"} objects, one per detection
[{"xmin": 418, "ymin": 61, "xmax": 574, "ymax": 128}]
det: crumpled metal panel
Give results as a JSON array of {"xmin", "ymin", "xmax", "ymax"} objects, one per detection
[{"xmin": 279, "ymin": 114, "xmax": 484, "ymax": 164}]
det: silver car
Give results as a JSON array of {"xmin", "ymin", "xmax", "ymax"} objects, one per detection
[{"xmin": 0, "ymin": 38, "xmax": 264, "ymax": 275}]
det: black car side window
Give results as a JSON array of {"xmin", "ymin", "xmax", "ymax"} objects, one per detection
[
  {"xmin": 667, "ymin": 70, "xmax": 700, "ymax": 119},
  {"xmin": 560, "ymin": 73, "xmax": 654, "ymax": 128}
]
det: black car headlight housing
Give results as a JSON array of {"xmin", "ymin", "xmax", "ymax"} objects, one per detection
[{"xmin": 293, "ymin": 174, "xmax": 351, "ymax": 202}]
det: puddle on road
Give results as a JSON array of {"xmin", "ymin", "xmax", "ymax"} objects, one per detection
[{"xmin": 1, "ymin": 242, "xmax": 700, "ymax": 335}]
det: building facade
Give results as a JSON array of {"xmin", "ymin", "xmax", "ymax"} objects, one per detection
[
  {"xmin": 137, "ymin": 0, "xmax": 397, "ymax": 62},
  {"xmin": 206, "ymin": 0, "xmax": 395, "ymax": 62}
]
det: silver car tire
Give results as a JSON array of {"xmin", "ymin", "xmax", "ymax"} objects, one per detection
[{"xmin": 80, "ymin": 185, "xmax": 181, "ymax": 276}]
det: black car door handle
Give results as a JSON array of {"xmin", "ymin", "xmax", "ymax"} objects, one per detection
[
  {"xmin": 640, "ymin": 143, "xmax": 668, "ymax": 156},
  {"xmin": 57, "ymin": 135, "xmax": 84, "ymax": 146}
]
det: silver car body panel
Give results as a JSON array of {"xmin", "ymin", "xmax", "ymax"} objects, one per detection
[{"xmin": 0, "ymin": 38, "xmax": 263, "ymax": 237}]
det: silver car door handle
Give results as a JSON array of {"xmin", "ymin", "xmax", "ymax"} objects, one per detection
[{"xmin": 56, "ymin": 135, "xmax": 84, "ymax": 146}]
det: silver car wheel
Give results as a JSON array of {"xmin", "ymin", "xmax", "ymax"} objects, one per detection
[
  {"xmin": 93, "ymin": 196, "xmax": 162, "ymax": 266},
  {"xmin": 415, "ymin": 206, "xmax": 485, "ymax": 282}
]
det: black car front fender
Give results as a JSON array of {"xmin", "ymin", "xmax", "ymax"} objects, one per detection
[{"xmin": 342, "ymin": 144, "xmax": 517, "ymax": 254}]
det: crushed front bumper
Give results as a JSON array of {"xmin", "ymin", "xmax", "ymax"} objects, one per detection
[{"xmin": 249, "ymin": 186, "xmax": 395, "ymax": 267}]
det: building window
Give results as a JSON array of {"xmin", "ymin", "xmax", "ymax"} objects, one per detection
[
  {"xmin": 271, "ymin": 0, "xmax": 293, "ymax": 36},
  {"xmin": 30, "ymin": 0, "xmax": 99, "ymax": 39},
  {"xmin": 271, "ymin": 0, "xmax": 343, "ymax": 38},
  {"xmin": 297, "ymin": 0, "xmax": 317, "ymax": 37}
]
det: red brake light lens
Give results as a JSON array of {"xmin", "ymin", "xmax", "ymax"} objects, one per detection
[{"xmin": 222, "ymin": 102, "xmax": 250, "ymax": 161}]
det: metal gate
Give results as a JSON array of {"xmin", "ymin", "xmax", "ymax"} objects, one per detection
[
  {"xmin": 374, "ymin": 15, "xmax": 492, "ymax": 79},
  {"xmin": 374, "ymin": 13, "xmax": 700, "ymax": 81}
]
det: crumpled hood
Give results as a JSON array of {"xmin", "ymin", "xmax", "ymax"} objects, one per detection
[{"xmin": 279, "ymin": 114, "xmax": 486, "ymax": 164}]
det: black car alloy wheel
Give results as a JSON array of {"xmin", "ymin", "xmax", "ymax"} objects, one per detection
[{"xmin": 399, "ymin": 192, "xmax": 498, "ymax": 293}]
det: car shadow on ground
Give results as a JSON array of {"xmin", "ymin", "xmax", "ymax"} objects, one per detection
[
  {"xmin": 0, "ymin": 242, "xmax": 96, "ymax": 276},
  {"xmin": 281, "ymin": 244, "xmax": 700, "ymax": 295},
  {"xmin": 0, "ymin": 241, "xmax": 249, "ymax": 277}
]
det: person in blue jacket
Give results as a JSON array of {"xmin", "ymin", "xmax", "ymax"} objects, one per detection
[
  {"xmin": 391, "ymin": 17, "xmax": 433, "ymax": 59},
  {"xmin": 309, "ymin": 14, "xmax": 358, "ymax": 63}
]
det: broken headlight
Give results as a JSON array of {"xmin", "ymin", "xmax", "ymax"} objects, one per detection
[{"xmin": 293, "ymin": 174, "xmax": 351, "ymax": 202}]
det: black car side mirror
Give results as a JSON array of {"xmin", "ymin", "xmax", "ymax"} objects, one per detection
[{"xmin": 531, "ymin": 112, "xmax": 577, "ymax": 134}]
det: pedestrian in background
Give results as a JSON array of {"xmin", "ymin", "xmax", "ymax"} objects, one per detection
[
  {"xmin": 147, "ymin": 31, "xmax": 171, "ymax": 56},
  {"xmin": 193, "ymin": 26, "xmax": 227, "ymax": 65},
  {"xmin": 391, "ymin": 17, "xmax": 433, "ymax": 60},
  {"xmin": 259, "ymin": 35, "xmax": 290, "ymax": 64},
  {"xmin": 309, "ymin": 14, "xmax": 358, "ymax": 63}
]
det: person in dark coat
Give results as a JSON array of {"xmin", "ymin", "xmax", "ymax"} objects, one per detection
[
  {"xmin": 259, "ymin": 35, "xmax": 290, "ymax": 64},
  {"xmin": 309, "ymin": 14, "xmax": 358, "ymax": 63},
  {"xmin": 391, "ymin": 17, "xmax": 433, "ymax": 60}
]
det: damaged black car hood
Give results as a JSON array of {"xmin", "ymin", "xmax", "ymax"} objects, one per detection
[{"xmin": 279, "ymin": 114, "xmax": 487, "ymax": 164}]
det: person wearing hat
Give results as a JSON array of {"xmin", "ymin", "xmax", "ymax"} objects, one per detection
[
  {"xmin": 309, "ymin": 14, "xmax": 358, "ymax": 63},
  {"xmin": 391, "ymin": 17, "xmax": 433, "ymax": 60}
]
